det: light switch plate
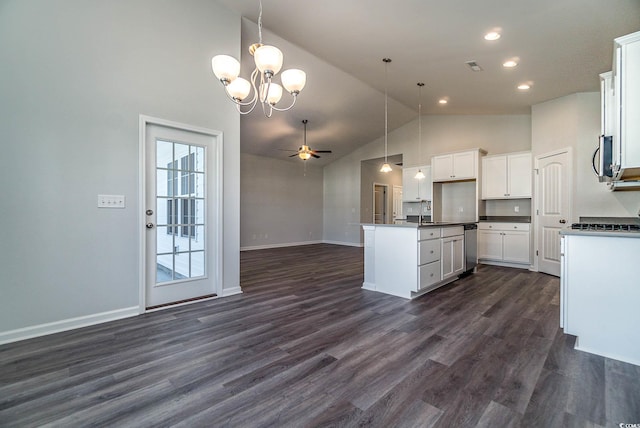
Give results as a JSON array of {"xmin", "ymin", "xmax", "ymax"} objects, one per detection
[{"xmin": 98, "ymin": 194, "xmax": 125, "ymax": 208}]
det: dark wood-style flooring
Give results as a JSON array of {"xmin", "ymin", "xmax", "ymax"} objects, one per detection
[{"xmin": 1, "ymin": 244, "xmax": 639, "ymax": 427}]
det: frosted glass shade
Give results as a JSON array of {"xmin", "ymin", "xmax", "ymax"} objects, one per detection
[
  {"xmin": 380, "ymin": 163, "xmax": 392, "ymax": 173},
  {"xmin": 299, "ymin": 152, "xmax": 311, "ymax": 160},
  {"xmin": 211, "ymin": 55, "xmax": 240, "ymax": 83},
  {"xmin": 254, "ymin": 45, "xmax": 283, "ymax": 75},
  {"xmin": 414, "ymin": 169, "xmax": 425, "ymax": 179},
  {"xmin": 281, "ymin": 69, "xmax": 307, "ymax": 94},
  {"xmin": 260, "ymin": 82, "xmax": 283, "ymax": 105},
  {"xmin": 226, "ymin": 77, "xmax": 251, "ymax": 101}
]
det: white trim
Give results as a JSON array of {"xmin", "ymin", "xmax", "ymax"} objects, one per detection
[
  {"xmin": 139, "ymin": 115, "xmax": 224, "ymax": 312},
  {"xmin": 322, "ymin": 240, "xmax": 364, "ymax": 248},
  {"xmin": 0, "ymin": 307, "xmax": 139, "ymax": 345},
  {"xmin": 221, "ymin": 286, "xmax": 243, "ymax": 297},
  {"xmin": 240, "ymin": 240, "xmax": 323, "ymax": 251}
]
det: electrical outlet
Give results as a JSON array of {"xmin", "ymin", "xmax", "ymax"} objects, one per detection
[
  {"xmin": 514, "ymin": 206, "xmax": 520, "ymax": 213},
  {"xmin": 459, "ymin": 207, "xmax": 464, "ymax": 213}
]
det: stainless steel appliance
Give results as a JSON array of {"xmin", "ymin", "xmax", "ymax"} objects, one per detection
[
  {"xmin": 592, "ymin": 135, "xmax": 613, "ymax": 182},
  {"xmin": 464, "ymin": 223, "xmax": 478, "ymax": 272}
]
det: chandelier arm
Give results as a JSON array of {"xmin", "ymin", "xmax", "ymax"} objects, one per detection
[{"xmin": 268, "ymin": 94, "xmax": 298, "ymax": 112}]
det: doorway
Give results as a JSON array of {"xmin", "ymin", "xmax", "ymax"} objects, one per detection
[
  {"xmin": 535, "ymin": 148, "xmax": 571, "ymax": 276},
  {"xmin": 140, "ymin": 116, "xmax": 223, "ymax": 310},
  {"xmin": 373, "ymin": 184, "xmax": 388, "ymax": 224}
]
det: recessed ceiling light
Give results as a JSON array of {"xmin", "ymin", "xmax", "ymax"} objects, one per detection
[
  {"xmin": 438, "ymin": 99, "xmax": 448, "ymax": 105},
  {"xmin": 517, "ymin": 83, "xmax": 531, "ymax": 90},
  {"xmin": 484, "ymin": 31, "xmax": 501, "ymax": 41},
  {"xmin": 503, "ymin": 60, "xmax": 518, "ymax": 68}
]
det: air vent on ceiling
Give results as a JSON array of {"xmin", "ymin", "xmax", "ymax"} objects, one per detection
[{"xmin": 465, "ymin": 61, "xmax": 483, "ymax": 72}]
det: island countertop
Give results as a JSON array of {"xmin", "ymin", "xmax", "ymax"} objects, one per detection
[{"xmin": 362, "ymin": 221, "xmax": 476, "ymax": 228}]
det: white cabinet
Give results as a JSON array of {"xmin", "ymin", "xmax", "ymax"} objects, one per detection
[
  {"xmin": 481, "ymin": 152, "xmax": 531, "ymax": 199},
  {"xmin": 478, "ymin": 222, "xmax": 530, "ymax": 267},
  {"xmin": 561, "ymin": 232, "xmax": 640, "ymax": 365},
  {"xmin": 432, "ymin": 150, "xmax": 478, "ymax": 182},
  {"xmin": 612, "ymin": 31, "xmax": 640, "ymax": 181},
  {"xmin": 402, "ymin": 165, "xmax": 432, "ymax": 201},
  {"xmin": 418, "ymin": 227, "xmax": 441, "ymax": 291},
  {"xmin": 441, "ymin": 226, "xmax": 465, "ymax": 279}
]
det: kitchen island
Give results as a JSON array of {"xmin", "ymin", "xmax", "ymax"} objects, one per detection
[
  {"xmin": 362, "ymin": 222, "xmax": 473, "ymax": 299},
  {"xmin": 560, "ymin": 227, "xmax": 640, "ymax": 365}
]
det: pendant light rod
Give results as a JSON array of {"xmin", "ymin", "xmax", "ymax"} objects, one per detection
[
  {"xmin": 380, "ymin": 58, "xmax": 392, "ymax": 173},
  {"xmin": 415, "ymin": 82, "xmax": 426, "ymax": 180}
]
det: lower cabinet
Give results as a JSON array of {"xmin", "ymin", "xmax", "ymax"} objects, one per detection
[
  {"xmin": 478, "ymin": 223, "xmax": 530, "ymax": 267},
  {"xmin": 417, "ymin": 229, "xmax": 441, "ymax": 291},
  {"xmin": 441, "ymin": 227, "xmax": 465, "ymax": 279}
]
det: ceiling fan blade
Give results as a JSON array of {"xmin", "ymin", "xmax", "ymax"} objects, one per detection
[
  {"xmin": 312, "ymin": 150, "xmax": 332, "ymax": 153},
  {"xmin": 278, "ymin": 149, "xmax": 297, "ymax": 152},
  {"xmin": 289, "ymin": 153, "xmax": 298, "ymax": 157},
  {"xmin": 311, "ymin": 153, "xmax": 320, "ymax": 158}
]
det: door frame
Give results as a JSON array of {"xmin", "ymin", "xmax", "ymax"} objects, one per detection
[
  {"xmin": 532, "ymin": 147, "xmax": 572, "ymax": 273},
  {"xmin": 138, "ymin": 115, "xmax": 224, "ymax": 313},
  {"xmin": 373, "ymin": 183, "xmax": 389, "ymax": 224}
]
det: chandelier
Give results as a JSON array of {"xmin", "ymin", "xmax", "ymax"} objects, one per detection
[
  {"xmin": 380, "ymin": 58, "xmax": 392, "ymax": 173},
  {"xmin": 211, "ymin": 0, "xmax": 306, "ymax": 117}
]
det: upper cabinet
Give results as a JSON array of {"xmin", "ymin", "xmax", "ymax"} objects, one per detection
[
  {"xmin": 432, "ymin": 150, "xmax": 482, "ymax": 182},
  {"xmin": 482, "ymin": 152, "xmax": 532, "ymax": 199},
  {"xmin": 402, "ymin": 165, "xmax": 432, "ymax": 201},
  {"xmin": 612, "ymin": 30, "xmax": 640, "ymax": 181}
]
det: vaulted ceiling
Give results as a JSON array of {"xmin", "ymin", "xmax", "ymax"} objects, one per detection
[{"xmin": 214, "ymin": 0, "xmax": 640, "ymax": 165}]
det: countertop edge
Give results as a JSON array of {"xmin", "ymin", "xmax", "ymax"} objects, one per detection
[{"xmin": 560, "ymin": 229, "xmax": 640, "ymax": 238}]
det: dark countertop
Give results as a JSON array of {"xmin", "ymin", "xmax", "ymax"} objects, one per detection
[{"xmin": 479, "ymin": 216, "xmax": 531, "ymax": 223}]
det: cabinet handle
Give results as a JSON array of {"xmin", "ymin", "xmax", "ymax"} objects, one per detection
[{"xmin": 430, "ymin": 250, "xmax": 434, "ymax": 254}]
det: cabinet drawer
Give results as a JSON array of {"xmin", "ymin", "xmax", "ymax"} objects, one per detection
[
  {"xmin": 478, "ymin": 222, "xmax": 530, "ymax": 232},
  {"xmin": 419, "ymin": 239, "xmax": 441, "ymax": 265},
  {"xmin": 419, "ymin": 261, "xmax": 441, "ymax": 290},
  {"xmin": 419, "ymin": 228, "xmax": 441, "ymax": 240},
  {"xmin": 442, "ymin": 226, "xmax": 464, "ymax": 237}
]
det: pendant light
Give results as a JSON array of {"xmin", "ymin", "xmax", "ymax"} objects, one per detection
[
  {"xmin": 380, "ymin": 58, "xmax": 393, "ymax": 173},
  {"xmin": 415, "ymin": 82, "xmax": 426, "ymax": 180}
]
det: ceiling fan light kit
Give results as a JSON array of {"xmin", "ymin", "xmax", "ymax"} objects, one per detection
[
  {"xmin": 288, "ymin": 120, "xmax": 332, "ymax": 161},
  {"xmin": 211, "ymin": 0, "xmax": 306, "ymax": 117}
]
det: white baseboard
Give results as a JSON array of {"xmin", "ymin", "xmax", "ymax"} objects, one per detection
[
  {"xmin": 0, "ymin": 306, "xmax": 139, "ymax": 345},
  {"xmin": 362, "ymin": 282, "xmax": 376, "ymax": 291},
  {"xmin": 322, "ymin": 240, "xmax": 364, "ymax": 248},
  {"xmin": 240, "ymin": 240, "xmax": 323, "ymax": 251},
  {"xmin": 221, "ymin": 286, "xmax": 243, "ymax": 297}
]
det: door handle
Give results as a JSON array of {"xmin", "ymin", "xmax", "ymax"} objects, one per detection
[
  {"xmin": 559, "ymin": 219, "xmax": 567, "ymax": 224},
  {"xmin": 146, "ymin": 223, "xmax": 155, "ymax": 229}
]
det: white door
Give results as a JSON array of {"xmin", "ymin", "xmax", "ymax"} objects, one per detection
[
  {"xmin": 535, "ymin": 149, "xmax": 571, "ymax": 276},
  {"xmin": 392, "ymin": 185, "xmax": 403, "ymax": 221},
  {"xmin": 143, "ymin": 119, "xmax": 222, "ymax": 309}
]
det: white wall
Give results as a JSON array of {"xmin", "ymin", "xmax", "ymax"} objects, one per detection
[
  {"xmin": 532, "ymin": 93, "xmax": 640, "ymax": 220},
  {"xmin": 0, "ymin": 0, "xmax": 241, "ymax": 337},
  {"xmin": 240, "ymin": 153, "xmax": 323, "ymax": 249},
  {"xmin": 323, "ymin": 114, "xmax": 531, "ymax": 245}
]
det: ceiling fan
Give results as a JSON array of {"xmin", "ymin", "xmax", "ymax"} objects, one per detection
[{"xmin": 287, "ymin": 119, "xmax": 332, "ymax": 160}]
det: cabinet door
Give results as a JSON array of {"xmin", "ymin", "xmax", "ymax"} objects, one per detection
[
  {"xmin": 619, "ymin": 35, "xmax": 640, "ymax": 170},
  {"xmin": 452, "ymin": 236, "xmax": 465, "ymax": 275},
  {"xmin": 502, "ymin": 231, "xmax": 530, "ymax": 264},
  {"xmin": 432, "ymin": 154, "xmax": 453, "ymax": 181},
  {"xmin": 419, "ymin": 261, "xmax": 441, "ymax": 290},
  {"xmin": 452, "ymin": 151, "xmax": 476, "ymax": 180},
  {"xmin": 417, "ymin": 165, "xmax": 432, "ymax": 200},
  {"xmin": 507, "ymin": 153, "xmax": 532, "ymax": 198},
  {"xmin": 441, "ymin": 237, "xmax": 454, "ymax": 279},
  {"xmin": 482, "ymin": 156, "xmax": 508, "ymax": 199},
  {"xmin": 478, "ymin": 230, "xmax": 503, "ymax": 260},
  {"xmin": 402, "ymin": 167, "xmax": 420, "ymax": 201}
]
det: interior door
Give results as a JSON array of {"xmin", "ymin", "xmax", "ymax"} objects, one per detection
[
  {"xmin": 392, "ymin": 185, "xmax": 403, "ymax": 221},
  {"xmin": 536, "ymin": 149, "xmax": 571, "ymax": 276},
  {"xmin": 144, "ymin": 121, "xmax": 221, "ymax": 308},
  {"xmin": 373, "ymin": 184, "xmax": 387, "ymax": 224}
]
